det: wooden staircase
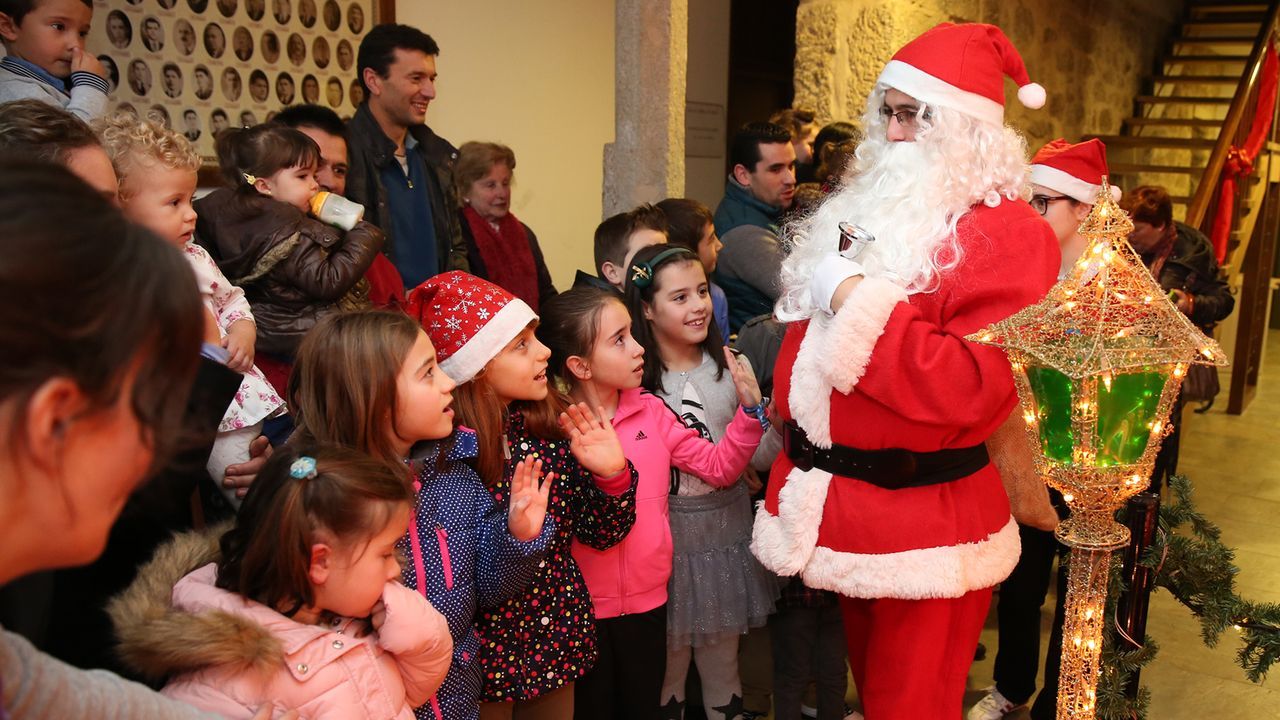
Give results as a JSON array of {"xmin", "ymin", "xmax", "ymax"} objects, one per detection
[{"xmin": 1088, "ymin": 0, "xmax": 1280, "ymax": 414}]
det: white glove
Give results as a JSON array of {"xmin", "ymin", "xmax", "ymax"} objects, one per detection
[{"xmin": 810, "ymin": 253, "xmax": 865, "ymax": 316}]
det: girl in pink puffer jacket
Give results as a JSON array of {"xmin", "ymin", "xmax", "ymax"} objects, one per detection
[{"xmin": 110, "ymin": 446, "xmax": 453, "ymax": 719}]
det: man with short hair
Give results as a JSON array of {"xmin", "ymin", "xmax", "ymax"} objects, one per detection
[
  {"xmin": 751, "ymin": 23, "xmax": 1058, "ymax": 719},
  {"xmin": 573, "ymin": 203, "xmax": 667, "ymax": 292},
  {"xmin": 713, "ymin": 121, "xmax": 795, "ymax": 333},
  {"xmin": 345, "ymin": 23, "xmax": 468, "ymax": 289}
]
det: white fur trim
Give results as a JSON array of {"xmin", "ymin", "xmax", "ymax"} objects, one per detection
[
  {"xmin": 750, "ymin": 466, "xmax": 834, "ymax": 575},
  {"xmin": 878, "ymin": 60, "xmax": 1006, "ymax": 126},
  {"xmin": 823, "ymin": 278, "xmax": 907, "ymax": 393},
  {"xmin": 1018, "ymin": 82, "xmax": 1046, "ymax": 110},
  {"xmin": 439, "ymin": 299, "xmax": 536, "ymax": 384},
  {"xmin": 1030, "ymin": 164, "xmax": 1102, "ymax": 204},
  {"xmin": 787, "ymin": 277, "xmax": 907, "ymax": 447},
  {"xmin": 801, "ymin": 516, "xmax": 1022, "ymax": 600}
]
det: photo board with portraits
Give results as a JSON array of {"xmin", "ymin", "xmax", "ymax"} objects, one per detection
[{"xmin": 92, "ymin": 0, "xmax": 385, "ymax": 163}]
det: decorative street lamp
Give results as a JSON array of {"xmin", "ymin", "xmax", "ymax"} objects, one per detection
[{"xmin": 967, "ymin": 178, "xmax": 1227, "ymax": 720}]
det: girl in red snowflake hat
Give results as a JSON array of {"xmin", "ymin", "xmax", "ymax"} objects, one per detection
[{"xmin": 407, "ymin": 271, "xmax": 639, "ymax": 719}]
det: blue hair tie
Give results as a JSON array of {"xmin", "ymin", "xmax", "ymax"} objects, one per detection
[
  {"xmin": 290, "ymin": 456, "xmax": 318, "ymax": 480},
  {"xmin": 629, "ymin": 246, "xmax": 696, "ymax": 289}
]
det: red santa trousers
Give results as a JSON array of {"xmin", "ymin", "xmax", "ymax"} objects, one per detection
[{"xmin": 841, "ymin": 587, "xmax": 992, "ymax": 719}]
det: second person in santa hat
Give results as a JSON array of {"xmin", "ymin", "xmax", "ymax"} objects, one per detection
[{"xmin": 970, "ymin": 138, "xmax": 1117, "ymax": 720}]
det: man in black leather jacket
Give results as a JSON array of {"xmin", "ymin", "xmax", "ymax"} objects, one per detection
[{"xmin": 345, "ymin": 23, "xmax": 469, "ymax": 289}]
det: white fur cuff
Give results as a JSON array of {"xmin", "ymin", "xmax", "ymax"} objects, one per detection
[
  {"xmin": 801, "ymin": 516, "xmax": 1022, "ymax": 600},
  {"xmin": 750, "ymin": 466, "xmax": 834, "ymax": 576}
]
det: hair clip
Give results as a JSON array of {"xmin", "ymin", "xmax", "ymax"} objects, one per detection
[
  {"xmin": 290, "ymin": 456, "xmax": 318, "ymax": 480},
  {"xmin": 630, "ymin": 264, "xmax": 653, "ymax": 288},
  {"xmin": 629, "ymin": 247, "xmax": 696, "ymax": 289},
  {"xmin": 242, "ymin": 172, "xmax": 258, "ymax": 185}
]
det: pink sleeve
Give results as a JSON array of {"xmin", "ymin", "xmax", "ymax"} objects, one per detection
[
  {"xmin": 375, "ymin": 582, "xmax": 453, "ymax": 708},
  {"xmin": 656, "ymin": 398, "xmax": 763, "ymax": 489},
  {"xmin": 186, "ymin": 244, "xmax": 255, "ymax": 329},
  {"xmin": 591, "ymin": 466, "xmax": 633, "ymax": 495}
]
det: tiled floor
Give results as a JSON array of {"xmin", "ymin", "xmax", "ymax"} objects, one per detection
[{"xmin": 965, "ymin": 329, "xmax": 1280, "ymax": 719}]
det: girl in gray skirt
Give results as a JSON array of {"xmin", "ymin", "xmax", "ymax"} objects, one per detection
[{"xmin": 624, "ymin": 244, "xmax": 780, "ymax": 720}]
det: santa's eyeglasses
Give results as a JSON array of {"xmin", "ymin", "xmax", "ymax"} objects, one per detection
[
  {"xmin": 1030, "ymin": 194, "xmax": 1071, "ymax": 216},
  {"xmin": 878, "ymin": 105, "xmax": 930, "ymax": 128}
]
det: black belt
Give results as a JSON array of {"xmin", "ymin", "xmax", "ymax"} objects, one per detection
[{"xmin": 782, "ymin": 421, "xmax": 989, "ymax": 490}]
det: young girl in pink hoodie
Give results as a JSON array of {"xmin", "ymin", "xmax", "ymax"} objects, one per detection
[
  {"xmin": 112, "ymin": 445, "xmax": 454, "ymax": 719},
  {"xmin": 535, "ymin": 283, "xmax": 766, "ymax": 720}
]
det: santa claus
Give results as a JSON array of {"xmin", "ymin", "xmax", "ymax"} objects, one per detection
[{"xmin": 751, "ymin": 23, "xmax": 1060, "ymax": 719}]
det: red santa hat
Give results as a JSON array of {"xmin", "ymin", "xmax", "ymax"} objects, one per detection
[
  {"xmin": 877, "ymin": 22, "xmax": 1045, "ymax": 126},
  {"xmin": 405, "ymin": 271, "xmax": 537, "ymax": 384},
  {"xmin": 1030, "ymin": 138, "xmax": 1123, "ymax": 204}
]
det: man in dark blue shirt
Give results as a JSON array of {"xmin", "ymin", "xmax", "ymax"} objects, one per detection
[{"xmin": 346, "ymin": 24, "xmax": 469, "ymax": 288}]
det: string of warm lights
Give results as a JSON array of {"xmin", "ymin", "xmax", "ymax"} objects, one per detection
[
  {"xmin": 1093, "ymin": 476, "xmax": 1280, "ymax": 718},
  {"xmin": 969, "ymin": 178, "xmax": 1226, "ymax": 720}
]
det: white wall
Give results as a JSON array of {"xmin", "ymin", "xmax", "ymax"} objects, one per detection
[
  {"xmin": 394, "ymin": 0, "xmax": 616, "ymax": 288},
  {"xmin": 683, "ymin": 0, "xmax": 730, "ymax": 210}
]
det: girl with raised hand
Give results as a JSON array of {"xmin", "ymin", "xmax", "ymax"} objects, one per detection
[
  {"xmin": 407, "ymin": 272, "xmax": 640, "ymax": 720},
  {"xmin": 536, "ymin": 283, "xmax": 767, "ymax": 720}
]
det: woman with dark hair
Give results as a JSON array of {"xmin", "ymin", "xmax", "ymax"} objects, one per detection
[
  {"xmin": 454, "ymin": 141, "xmax": 556, "ymax": 311},
  {"xmin": 0, "ymin": 159, "xmax": 288, "ymax": 719}
]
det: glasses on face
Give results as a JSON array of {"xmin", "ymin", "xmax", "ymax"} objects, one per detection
[
  {"xmin": 1030, "ymin": 194, "xmax": 1071, "ymax": 216},
  {"xmin": 878, "ymin": 105, "xmax": 929, "ymax": 129}
]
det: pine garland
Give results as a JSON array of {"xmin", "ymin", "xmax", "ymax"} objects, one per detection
[{"xmin": 1096, "ymin": 474, "xmax": 1280, "ymax": 719}]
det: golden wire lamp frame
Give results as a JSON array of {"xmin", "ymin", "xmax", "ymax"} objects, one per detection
[{"xmin": 967, "ymin": 178, "xmax": 1226, "ymax": 719}]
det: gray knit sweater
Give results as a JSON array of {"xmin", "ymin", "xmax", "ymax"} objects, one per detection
[{"xmin": 1, "ymin": 628, "xmax": 223, "ymax": 719}]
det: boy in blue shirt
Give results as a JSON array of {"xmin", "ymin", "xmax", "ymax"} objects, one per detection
[{"xmin": 0, "ymin": 0, "xmax": 108, "ymax": 121}]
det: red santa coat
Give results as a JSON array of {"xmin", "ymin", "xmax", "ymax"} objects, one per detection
[{"xmin": 751, "ymin": 198, "xmax": 1059, "ymax": 600}]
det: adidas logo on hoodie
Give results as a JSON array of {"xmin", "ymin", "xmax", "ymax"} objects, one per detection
[{"xmin": 635, "ymin": 430, "xmax": 648, "ymax": 441}]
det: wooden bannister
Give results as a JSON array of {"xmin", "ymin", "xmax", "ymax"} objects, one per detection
[{"xmin": 1186, "ymin": 0, "xmax": 1280, "ymax": 232}]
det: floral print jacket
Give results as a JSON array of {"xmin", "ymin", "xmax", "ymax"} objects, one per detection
[{"xmin": 476, "ymin": 411, "xmax": 638, "ymax": 701}]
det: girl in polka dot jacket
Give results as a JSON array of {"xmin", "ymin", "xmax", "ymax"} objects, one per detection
[
  {"xmin": 289, "ymin": 310, "xmax": 559, "ymax": 720},
  {"xmin": 409, "ymin": 272, "xmax": 640, "ymax": 720}
]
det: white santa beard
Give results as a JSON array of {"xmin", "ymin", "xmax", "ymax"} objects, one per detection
[{"xmin": 808, "ymin": 141, "xmax": 968, "ymax": 292}]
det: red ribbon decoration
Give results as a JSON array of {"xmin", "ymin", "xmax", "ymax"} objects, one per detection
[{"xmin": 1211, "ymin": 41, "xmax": 1279, "ymax": 264}]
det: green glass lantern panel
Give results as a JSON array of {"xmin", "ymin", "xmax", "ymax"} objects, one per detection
[
  {"xmin": 1026, "ymin": 366, "xmax": 1074, "ymax": 463},
  {"xmin": 1093, "ymin": 370, "xmax": 1167, "ymax": 466}
]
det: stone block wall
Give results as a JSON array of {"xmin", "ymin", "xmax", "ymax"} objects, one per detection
[{"xmin": 794, "ymin": 0, "xmax": 1187, "ymax": 149}]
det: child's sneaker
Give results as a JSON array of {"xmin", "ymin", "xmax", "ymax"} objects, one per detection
[{"xmin": 967, "ymin": 686, "xmax": 1022, "ymax": 720}]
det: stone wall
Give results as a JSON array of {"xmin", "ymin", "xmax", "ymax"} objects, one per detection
[{"xmin": 794, "ymin": 0, "xmax": 1188, "ymax": 149}]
